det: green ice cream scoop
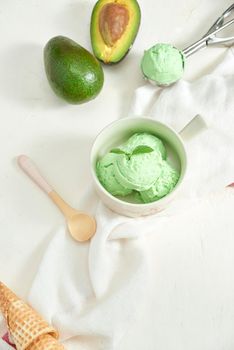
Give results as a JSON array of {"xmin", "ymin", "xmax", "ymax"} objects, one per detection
[
  {"xmin": 141, "ymin": 43, "xmax": 185, "ymax": 86},
  {"xmin": 96, "ymin": 132, "xmax": 180, "ymax": 204},
  {"xmin": 96, "ymin": 153, "xmax": 132, "ymax": 196},
  {"xmin": 141, "ymin": 4, "xmax": 234, "ymax": 86},
  {"xmin": 114, "ymin": 151, "xmax": 163, "ymax": 192},
  {"xmin": 120, "ymin": 133, "xmax": 167, "ymax": 159},
  {"xmin": 140, "ymin": 161, "xmax": 179, "ymax": 203}
]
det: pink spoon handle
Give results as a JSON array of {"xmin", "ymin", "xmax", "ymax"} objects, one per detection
[{"xmin": 18, "ymin": 155, "xmax": 53, "ymax": 194}]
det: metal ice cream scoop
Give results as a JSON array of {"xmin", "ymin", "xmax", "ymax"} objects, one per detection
[
  {"xmin": 183, "ymin": 3, "xmax": 234, "ymax": 57},
  {"xmin": 144, "ymin": 3, "xmax": 234, "ymax": 87}
]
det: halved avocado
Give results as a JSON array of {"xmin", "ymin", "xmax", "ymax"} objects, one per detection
[{"xmin": 90, "ymin": 0, "xmax": 141, "ymax": 64}]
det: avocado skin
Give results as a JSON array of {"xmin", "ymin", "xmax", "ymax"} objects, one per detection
[{"xmin": 44, "ymin": 36, "xmax": 104, "ymax": 104}]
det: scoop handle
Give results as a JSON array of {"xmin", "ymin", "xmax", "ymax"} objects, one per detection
[
  {"xmin": 18, "ymin": 155, "xmax": 53, "ymax": 194},
  {"xmin": 183, "ymin": 10, "xmax": 234, "ymax": 57}
]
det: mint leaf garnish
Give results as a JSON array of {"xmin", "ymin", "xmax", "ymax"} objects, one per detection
[
  {"xmin": 132, "ymin": 145, "xmax": 154, "ymax": 155},
  {"xmin": 110, "ymin": 148, "xmax": 126, "ymax": 154}
]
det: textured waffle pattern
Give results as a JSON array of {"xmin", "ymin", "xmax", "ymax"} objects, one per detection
[
  {"xmin": 0, "ymin": 283, "xmax": 62, "ymax": 350},
  {"xmin": 8, "ymin": 300, "xmax": 58, "ymax": 350},
  {"xmin": 27, "ymin": 334, "xmax": 65, "ymax": 350},
  {"xmin": 0, "ymin": 282, "xmax": 18, "ymax": 317}
]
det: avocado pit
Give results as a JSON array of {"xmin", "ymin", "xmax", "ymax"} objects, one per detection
[{"xmin": 99, "ymin": 3, "xmax": 129, "ymax": 47}]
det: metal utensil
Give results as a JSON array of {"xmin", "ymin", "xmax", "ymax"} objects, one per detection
[
  {"xmin": 147, "ymin": 3, "xmax": 234, "ymax": 87},
  {"xmin": 183, "ymin": 3, "xmax": 234, "ymax": 57}
]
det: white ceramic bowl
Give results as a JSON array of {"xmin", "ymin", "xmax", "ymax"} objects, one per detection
[{"xmin": 90, "ymin": 117, "xmax": 187, "ymax": 217}]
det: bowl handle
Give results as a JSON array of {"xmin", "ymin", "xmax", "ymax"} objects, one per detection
[{"xmin": 179, "ymin": 114, "xmax": 208, "ymax": 141}]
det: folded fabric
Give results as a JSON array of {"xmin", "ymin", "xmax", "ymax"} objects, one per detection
[
  {"xmin": 129, "ymin": 48, "xmax": 234, "ymax": 198},
  {"xmin": 1, "ymin": 48, "xmax": 234, "ymax": 350}
]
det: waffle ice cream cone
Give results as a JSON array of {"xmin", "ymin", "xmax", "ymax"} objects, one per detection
[
  {"xmin": 27, "ymin": 334, "xmax": 65, "ymax": 350},
  {"xmin": 0, "ymin": 282, "xmax": 65, "ymax": 350}
]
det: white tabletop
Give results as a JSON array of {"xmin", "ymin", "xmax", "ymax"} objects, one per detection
[{"xmin": 1, "ymin": 0, "xmax": 234, "ymax": 349}]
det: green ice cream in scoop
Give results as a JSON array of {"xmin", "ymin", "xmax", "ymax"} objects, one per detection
[
  {"xmin": 114, "ymin": 151, "xmax": 163, "ymax": 192},
  {"xmin": 141, "ymin": 43, "xmax": 185, "ymax": 85},
  {"xmin": 96, "ymin": 153, "xmax": 132, "ymax": 196},
  {"xmin": 140, "ymin": 161, "xmax": 179, "ymax": 203},
  {"xmin": 120, "ymin": 133, "xmax": 167, "ymax": 159},
  {"xmin": 96, "ymin": 132, "xmax": 180, "ymax": 204}
]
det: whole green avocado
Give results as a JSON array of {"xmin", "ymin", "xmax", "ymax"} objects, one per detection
[{"xmin": 44, "ymin": 36, "xmax": 104, "ymax": 104}]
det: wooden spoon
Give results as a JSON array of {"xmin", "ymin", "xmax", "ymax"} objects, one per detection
[{"xmin": 18, "ymin": 155, "xmax": 96, "ymax": 242}]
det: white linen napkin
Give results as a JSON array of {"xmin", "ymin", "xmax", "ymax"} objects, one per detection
[{"xmin": 1, "ymin": 48, "xmax": 234, "ymax": 350}]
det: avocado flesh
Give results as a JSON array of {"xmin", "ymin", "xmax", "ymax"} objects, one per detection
[
  {"xmin": 90, "ymin": 0, "xmax": 141, "ymax": 64},
  {"xmin": 44, "ymin": 36, "xmax": 104, "ymax": 104}
]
